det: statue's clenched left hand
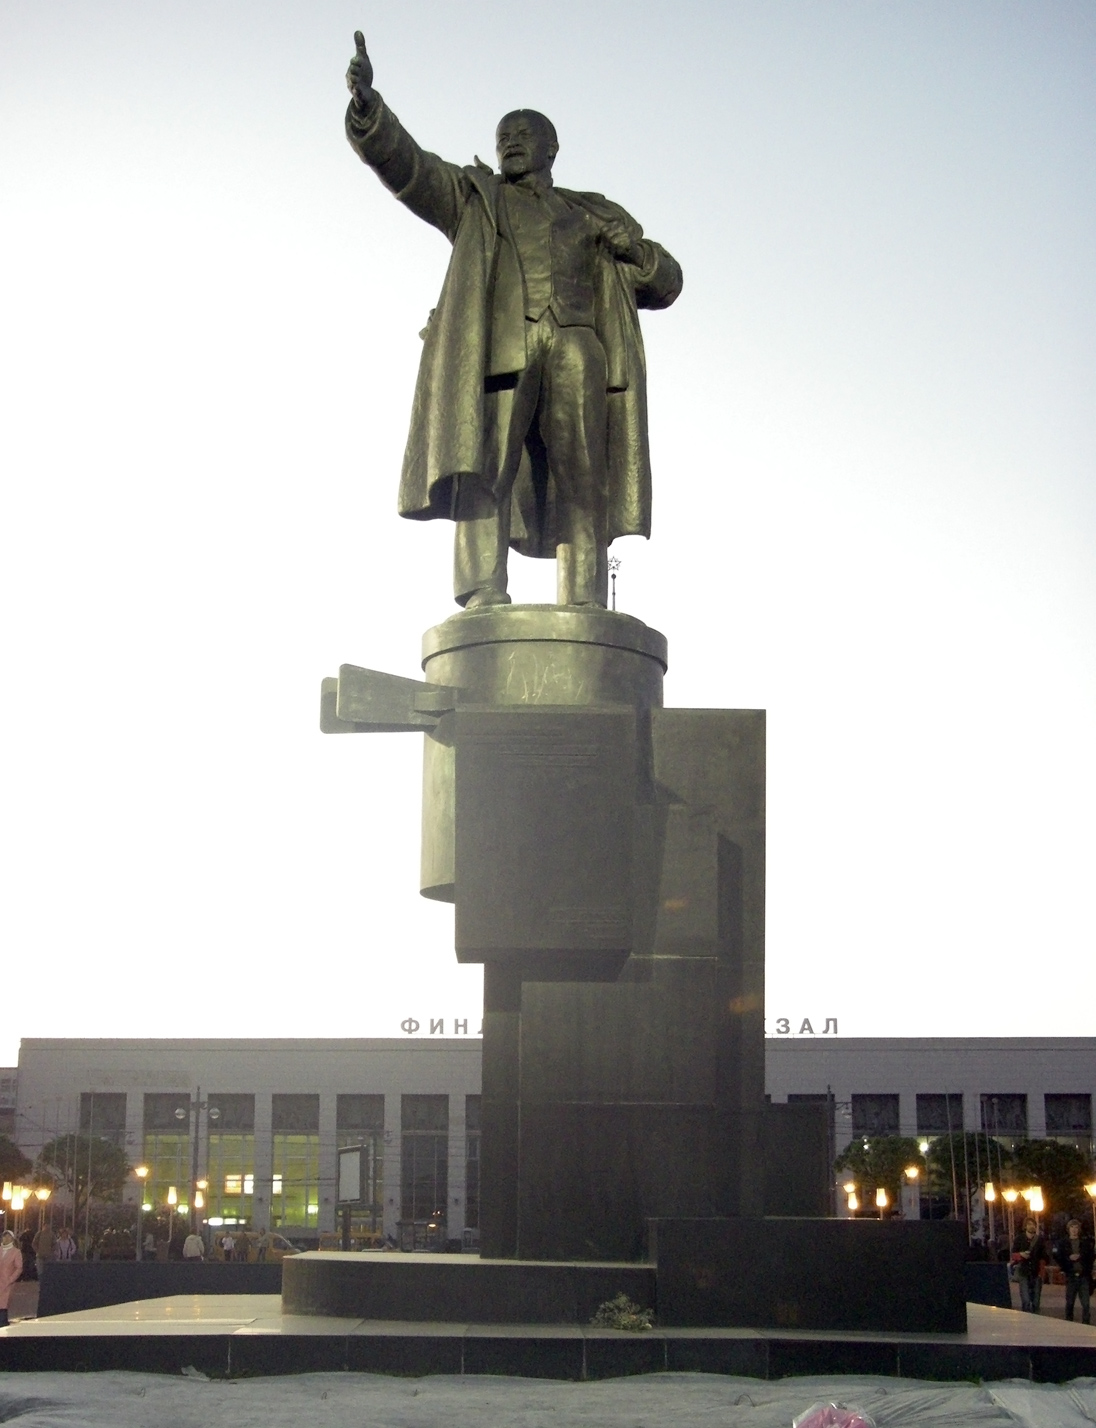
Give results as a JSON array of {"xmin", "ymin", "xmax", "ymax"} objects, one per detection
[
  {"xmin": 598, "ymin": 214, "xmax": 644, "ymax": 266},
  {"xmin": 346, "ymin": 31, "xmax": 374, "ymax": 109}
]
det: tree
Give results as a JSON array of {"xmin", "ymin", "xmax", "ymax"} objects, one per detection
[
  {"xmin": 1006, "ymin": 1140, "xmax": 1090, "ymax": 1220},
  {"xmin": 925, "ymin": 1132, "xmax": 1010, "ymax": 1210},
  {"xmin": 35, "ymin": 1135, "xmax": 131, "ymax": 1229},
  {"xmin": 0, "ymin": 1135, "xmax": 32, "ymax": 1184},
  {"xmin": 833, "ymin": 1136, "xmax": 925, "ymax": 1206}
]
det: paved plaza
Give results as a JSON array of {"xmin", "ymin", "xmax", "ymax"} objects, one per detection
[{"xmin": 1, "ymin": 1368, "xmax": 1096, "ymax": 1428}]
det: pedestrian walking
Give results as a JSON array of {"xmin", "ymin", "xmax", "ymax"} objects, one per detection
[
  {"xmin": 1054, "ymin": 1217, "xmax": 1094, "ymax": 1324},
  {"xmin": 182, "ymin": 1230, "xmax": 204, "ymax": 1261},
  {"xmin": 0, "ymin": 1229, "xmax": 24, "ymax": 1327},
  {"xmin": 1013, "ymin": 1217, "xmax": 1048, "ymax": 1313},
  {"xmin": 31, "ymin": 1223, "xmax": 54, "ymax": 1280},
  {"xmin": 255, "ymin": 1228, "xmax": 271, "ymax": 1263},
  {"xmin": 143, "ymin": 1231, "xmax": 156, "ymax": 1262},
  {"xmin": 54, "ymin": 1226, "xmax": 77, "ymax": 1262},
  {"xmin": 221, "ymin": 1231, "xmax": 235, "ymax": 1262}
]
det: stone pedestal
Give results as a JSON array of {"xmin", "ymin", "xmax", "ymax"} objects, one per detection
[{"xmin": 322, "ymin": 605, "xmax": 766, "ymax": 1263}]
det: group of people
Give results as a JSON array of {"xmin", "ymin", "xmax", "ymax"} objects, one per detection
[
  {"xmin": 0, "ymin": 1223, "xmax": 78, "ymax": 1327},
  {"xmin": 1013, "ymin": 1215, "xmax": 1096, "ymax": 1322},
  {"xmin": 179, "ymin": 1228, "xmax": 272, "ymax": 1262}
]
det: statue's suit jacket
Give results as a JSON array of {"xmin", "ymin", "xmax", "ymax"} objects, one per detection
[{"xmin": 346, "ymin": 96, "xmax": 683, "ymax": 557}]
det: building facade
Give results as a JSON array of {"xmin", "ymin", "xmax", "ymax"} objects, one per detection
[
  {"xmin": 14, "ymin": 1039, "xmax": 481, "ymax": 1245},
  {"xmin": 766, "ymin": 1037, "xmax": 1096, "ymax": 1160},
  {"xmin": 11, "ymin": 1036, "xmax": 1095, "ymax": 1242}
]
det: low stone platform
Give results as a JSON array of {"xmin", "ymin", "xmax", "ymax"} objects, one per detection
[
  {"xmin": 1, "ymin": 1295, "xmax": 1095, "ymax": 1382},
  {"xmin": 282, "ymin": 1252, "xmax": 654, "ymax": 1324},
  {"xmin": 285, "ymin": 1223, "xmax": 969, "ymax": 1336}
]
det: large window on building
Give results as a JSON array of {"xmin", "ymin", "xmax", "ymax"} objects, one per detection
[
  {"xmin": 272, "ymin": 1094, "xmax": 320, "ymax": 1231},
  {"xmin": 851, "ymin": 1093, "xmax": 899, "ymax": 1137},
  {"xmin": 980, "ymin": 1093, "xmax": 1027, "ymax": 1139},
  {"xmin": 465, "ymin": 1095, "xmax": 480, "ymax": 1232},
  {"xmin": 1045, "ymin": 1093, "xmax": 1092, "ymax": 1149},
  {"xmin": 143, "ymin": 1093, "xmax": 190, "ymax": 1212},
  {"xmin": 916, "ymin": 1093, "xmax": 964, "ymax": 1136},
  {"xmin": 401, "ymin": 1095, "xmax": 448, "ymax": 1232},
  {"xmin": 0, "ymin": 1075, "xmax": 14, "ymax": 1136},
  {"xmin": 81, "ymin": 1092, "xmax": 127, "ymax": 1149},
  {"xmin": 207, "ymin": 1094, "xmax": 256, "ymax": 1226},
  {"xmin": 336, "ymin": 1094, "xmax": 384, "ymax": 1232}
]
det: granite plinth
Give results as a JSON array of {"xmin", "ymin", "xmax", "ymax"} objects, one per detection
[
  {"xmin": 281, "ymin": 1252, "xmax": 655, "ymax": 1324},
  {"xmin": 478, "ymin": 709, "xmax": 767, "ymax": 1260},
  {"xmin": 651, "ymin": 1218, "xmax": 968, "ymax": 1333}
]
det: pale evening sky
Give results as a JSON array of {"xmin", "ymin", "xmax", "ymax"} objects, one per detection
[{"xmin": 1, "ymin": 0, "xmax": 1093, "ymax": 1064}]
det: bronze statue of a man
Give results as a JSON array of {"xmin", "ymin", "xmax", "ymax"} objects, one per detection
[{"xmin": 345, "ymin": 34, "xmax": 682, "ymax": 609}]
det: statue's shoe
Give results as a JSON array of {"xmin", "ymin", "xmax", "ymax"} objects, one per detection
[{"xmin": 463, "ymin": 589, "xmax": 512, "ymax": 609}]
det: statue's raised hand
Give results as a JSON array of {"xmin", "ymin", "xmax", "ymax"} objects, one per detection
[{"xmin": 346, "ymin": 31, "xmax": 374, "ymax": 109}]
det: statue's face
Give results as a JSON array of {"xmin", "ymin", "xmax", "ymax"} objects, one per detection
[{"xmin": 496, "ymin": 111, "xmax": 558, "ymax": 179}]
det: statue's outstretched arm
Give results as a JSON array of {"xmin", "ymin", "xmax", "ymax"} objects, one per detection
[{"xmin": 344, "ymin": 31, "xmax": 469, "ymax": 243}]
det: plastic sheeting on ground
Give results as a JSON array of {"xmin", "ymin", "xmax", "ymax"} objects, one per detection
[{"xmin": 0, "ymin": 1372, "xmax": 1095, "ymax": 1428}]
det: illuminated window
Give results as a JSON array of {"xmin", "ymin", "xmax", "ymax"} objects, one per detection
[
  {"xmin": 206, "ymin": 1095, "xmax": 256, "ymax": 1223},
  {"xmin": 271, "ymin": 1095, "xmax": 320, "ymax": 1230},
  {"xmin": 143, "ymin": 1092, "xmax": 191, "ymax": 1215}
]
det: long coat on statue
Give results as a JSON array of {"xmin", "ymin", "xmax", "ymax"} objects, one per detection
[{"xmin": 346, "ymin": 96, "xmax": 683, "ymax": 557}]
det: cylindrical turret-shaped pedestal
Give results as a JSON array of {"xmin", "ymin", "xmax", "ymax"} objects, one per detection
[{"xmin": 419, "ymin": 605, "xmax": 667, "ymax": 903}]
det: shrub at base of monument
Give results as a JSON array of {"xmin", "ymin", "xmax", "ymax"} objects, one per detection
[
  {"xmin": 590, "ymin": 1294, "xmax": 654, "ymax": 1331},
  {"xmin": 793, "ymin": 1406, "xmax": 876, "ymax": 1428}
]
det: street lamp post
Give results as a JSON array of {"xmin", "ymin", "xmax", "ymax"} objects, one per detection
[
  {"xmin": 1085, "ymin": 1182, "xmax": 1096, "ymax": 1241},
  {"xmin": 134, "ymin": 1165, "xmax": 149, "ymax": 1261},
  {"xmin": 34, "ymin": 1186, "xmax": 51, "ymax": 1236},
  {"xmin": 10, "ymin": 1186, "xmax": 26, "ymax": 1235},
  {"xmin": 173, "ymin": 1089, "xmax": 221, "ymax": 1234},
  {"xmin": 984, "ymin": 1181, "xmax": 997, "ymax": 1246},
  {"xmin": 903, "ymin": 1165, "xmax": 920, "ymax": 1221}
]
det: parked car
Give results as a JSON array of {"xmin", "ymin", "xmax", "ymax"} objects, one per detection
[{"xmin": 318, "ymin": 1229, "xmax": 388, "ymax": 1252}]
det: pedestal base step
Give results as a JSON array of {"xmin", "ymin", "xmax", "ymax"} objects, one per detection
[{"xmin": 282, "ymin": 1252, "xmax": 654, "ymax": 1325}]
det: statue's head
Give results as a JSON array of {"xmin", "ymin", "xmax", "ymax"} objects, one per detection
[{"xmin": 496, "ymin": 110, "xmax": 558, "ymax": 179}]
